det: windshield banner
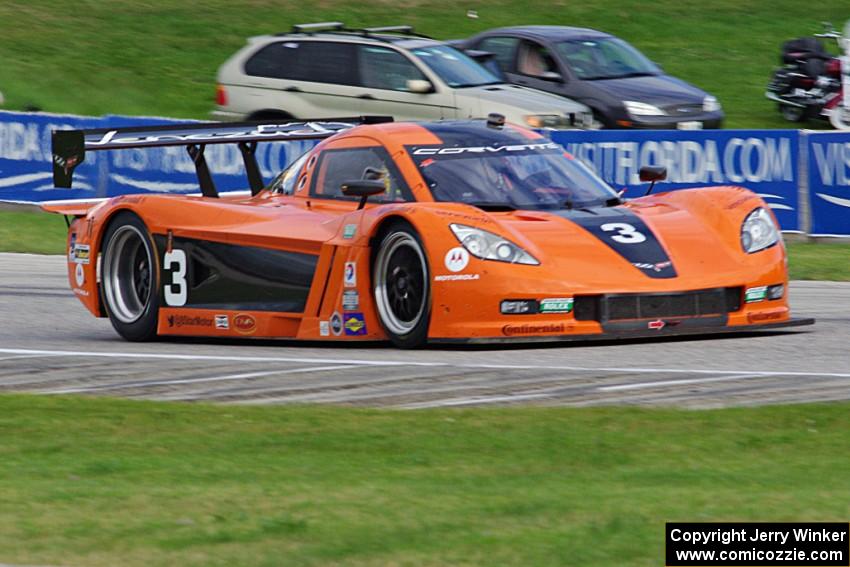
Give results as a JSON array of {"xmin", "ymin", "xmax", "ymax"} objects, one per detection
[
  {"xmin": 0, "ymin": 110, "xmax": 316, "ymax": 203},
  {"xmin": 805, "ymin": 131, "xmax": 850, "ymax": 236},
  {"xmin": 549, "ymin": 129, "xmax": 800, "ymax": 232}
]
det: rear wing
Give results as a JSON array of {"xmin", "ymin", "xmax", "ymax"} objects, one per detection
[{"xmin": 52, "ymin": 116, "xmax": 393, "ymax": 198}]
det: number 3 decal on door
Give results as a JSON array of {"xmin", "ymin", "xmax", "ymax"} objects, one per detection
[
  {"xmin": 163, "ymin": 249, "xmax": 187, "ymax": 306},
  {"xmin": 600, "ymin": 222, "xmax": 646, "ymax": 244}
]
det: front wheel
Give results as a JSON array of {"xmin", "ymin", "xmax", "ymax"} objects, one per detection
[
  {"xmin": 829, "ymin": 105, "xmax": 850, "ymax": 130},
  {"xmin": 100, "ymin": 212, "xmax": 160, "ymax": 341},
  {"xmin": 373, "ymin": 223, "xmax": 431, "ymax": 348}
]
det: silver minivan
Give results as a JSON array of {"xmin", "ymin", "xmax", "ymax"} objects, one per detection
[{"xmin": 213, "ymin": 23, "xmax": 592, "ymax": 129}]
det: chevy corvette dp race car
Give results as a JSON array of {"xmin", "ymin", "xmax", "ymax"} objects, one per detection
[{"xmin": 45, "ymin": 116, "xmax": 813, "ymax": 347}]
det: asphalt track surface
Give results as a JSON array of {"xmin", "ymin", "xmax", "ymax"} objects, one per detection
[{"xmin": 1, "ymin": 252, "xmax": 847, "ymax": 409}]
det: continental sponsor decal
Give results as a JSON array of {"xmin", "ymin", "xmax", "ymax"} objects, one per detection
[
  {"xmin": 167, "ymin": 314, "xmax": 213, "ymax": 328},
  {"xmin": 502, "ymin": 323, "xmax": 565, "ymax": 336},
  {"xmin": 233, "ymin": 313, "xmax": 257, "ymax": 335},
  {"xmin": 748, "ymin": 310, "xmax": 784, "ymax": 323}
]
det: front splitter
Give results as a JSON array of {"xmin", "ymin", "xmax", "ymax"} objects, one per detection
[{"xmin": 429, "ymin": 317, "xmax": 816, "ymax": 345}]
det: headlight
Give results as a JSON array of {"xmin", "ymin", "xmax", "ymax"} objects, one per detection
[
  {"xmin": 740, "ymin": 207, "xmax": 779, "ymax": 253},
  {"xmin": 524, "ymin": 114, "xmax": 571, "ymax": 129},
  {"xmin": 623, "ymin": 100, "xmax": 666, "ymax": 117},
  {"xmin": 450, "ymin": 224, "xmax": 539, "ymax": 265},
  {"xmin": 703, "ymin": 95, "xmax": 721, "ymax": 112}
]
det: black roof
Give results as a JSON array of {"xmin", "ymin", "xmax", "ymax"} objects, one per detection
[{"xmin": 481, "ymin": 25, "xmax": 612, "ymax": 41}]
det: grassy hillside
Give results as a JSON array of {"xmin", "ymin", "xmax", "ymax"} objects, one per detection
[
  {"xmin": 0, "ymin": 394, "xmax": 848, "ymax": 566},
  {"xmin": 0, "ymin": 1, "xmax": 848, "ymax": 127}
]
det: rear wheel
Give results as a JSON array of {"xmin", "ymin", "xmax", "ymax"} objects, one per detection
[
  {"xmin": 100, "ymin": 212, "xmax": 160, "ymax": 341},
  {"xmin": 373, "ymin": 223, "xmax": 431, "ymax": 348}
]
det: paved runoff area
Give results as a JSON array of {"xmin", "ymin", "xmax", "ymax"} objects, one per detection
[{"xmin": 1, "ymin": 253, "xmax": 848, "ymax": 409}]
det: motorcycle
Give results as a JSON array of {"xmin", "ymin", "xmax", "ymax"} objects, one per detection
[{"xmin": 765, "ymin": 21, "xmax": 849, "ymax": 128}]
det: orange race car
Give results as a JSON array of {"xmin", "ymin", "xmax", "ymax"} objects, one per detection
[{"xmin": 45, "ymin": 115, "xmax": 813, "ymax": 347}]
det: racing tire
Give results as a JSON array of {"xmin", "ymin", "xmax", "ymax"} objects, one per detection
[
  {"xmin": 372, "ymin": 222, "xmax": 431, "ymax": 348},
  {"xmin": 779, "ymin": 103, "xmax": 806, "ymax": 123},
  {"xmin": 100, "ymin": 212, "xmax": 160, "ymax": 341}
]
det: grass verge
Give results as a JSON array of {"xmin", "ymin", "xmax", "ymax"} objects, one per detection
[
  {"xmin": 0, "ymin": 1, "xmax": 848, "ymax": 128},
  {"xmin": 0, "ymin": 395, "xmax": 848, "ymax": 566},
  {"xmin": 2, "ymin": 210, "xmax": 850, "ymax": 281}
]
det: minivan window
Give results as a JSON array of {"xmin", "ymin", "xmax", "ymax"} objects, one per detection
[
  {"xmin": 358, "ymin": 46, "xmax": 428, "ymax": 91},
  {"xmin": 244, "ymin": 41, "xmax": 358, "ymax": 85},
  {"xmin": 409, "ymin": 45, "xmax": 500, "ymax": 88}
]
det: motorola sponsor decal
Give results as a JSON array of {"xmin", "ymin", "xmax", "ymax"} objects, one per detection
[
  {"xmin": 444, "ymin": 247, "xmax": 469, "ymax": 272},
  {"xmin": 74, "ymin": 263, "xmax": 85, "ymax": 286}
]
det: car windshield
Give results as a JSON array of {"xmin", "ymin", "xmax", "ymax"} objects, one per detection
[
  {"xmin": 408, "ymin": 141, "xmax": 620, "ymax": 210},
  {"xmin": 556, "ymin": 38, "xmax": 659, "ymax": 80},
  {"xmin": 410, "ymin": 45, "xmax": 501, "ymax": 88}
]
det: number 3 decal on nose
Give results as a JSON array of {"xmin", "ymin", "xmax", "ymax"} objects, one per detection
[{"xmin": 600, "ymin": 222, "xmax": 646, "ymax": 244}]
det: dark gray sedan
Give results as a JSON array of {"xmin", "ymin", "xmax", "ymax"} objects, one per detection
[{"xmin": 459, "ymin": 26, "xmax": 724, "ymax": 129}]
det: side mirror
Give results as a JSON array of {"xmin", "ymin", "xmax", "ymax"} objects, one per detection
[
  {"xmin": 540, "ymin": 71, "xmax": 563, "ymax": 82},
  {"xmin": 407, "ymin": 79, "xmax": 435, "ymax": 94},
  {"xmin": 639, "ymin": 166, "xmax": 667, "ymax": 196},
  {"xmin": 639, "ymin": 166, "xmax": 667, "ymax": 182},
  {"xmin": 341, "ymin": 179, "xmax": 385, "ymax": 209}
]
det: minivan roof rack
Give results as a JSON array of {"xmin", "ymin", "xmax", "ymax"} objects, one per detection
[
  {"xmin": 282, "ymin": 22, "xmax": 433, "ymax": 41},
  {"xmin": 290, "ymin": 22, "xmax": 345, "ymax": 34}
]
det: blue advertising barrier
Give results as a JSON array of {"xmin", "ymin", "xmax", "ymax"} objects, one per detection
[
  {"xmin": 0, "ymin": 110, "xmax": 316, "ymax": 202},
  {"xmin": 805, "ymin": 131, "xmax": 850, "ymax": 236},
  {"xmin": 3, "ymin": 111, "xmax": 847, "ymax": 235},
  {"xmin": 549, "ymin": 129, "xmax": 801, "ymax": 232}
]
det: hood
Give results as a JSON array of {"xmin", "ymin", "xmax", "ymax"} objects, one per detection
[
  {"xmin": 589, "ymin": 74, "xmax": 709, "ymax": 106},
  {"xmin": 457, "ymin": 83, "xmax": 590, "ymax": 118},
  {"xmin": 489, "ymin": 195, "xmax": 756, "ymax": 292}
]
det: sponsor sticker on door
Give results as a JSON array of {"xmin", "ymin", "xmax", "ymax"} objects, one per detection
[{"xmin": 344, "ymin": 262, "xmax": 357, "ymax": 287}]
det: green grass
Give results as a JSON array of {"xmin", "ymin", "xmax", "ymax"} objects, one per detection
[
  {"xmin": 0, "ymin": 395, "xmax": 848, "ymax": 566},
  {"xmin": 787, "ymin": 241, "xmax": 850, "ymax": 280},
  {"xmin": 0, "ymin": 210, "xmax": 67, "ymax": 254},
  {"xmin": 4, "ymin": 210, "xmax": 850, "ymax": 280},
  {"xmin": 0, "ymin": 0, "xmax": 848, "ymax": 127}
]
